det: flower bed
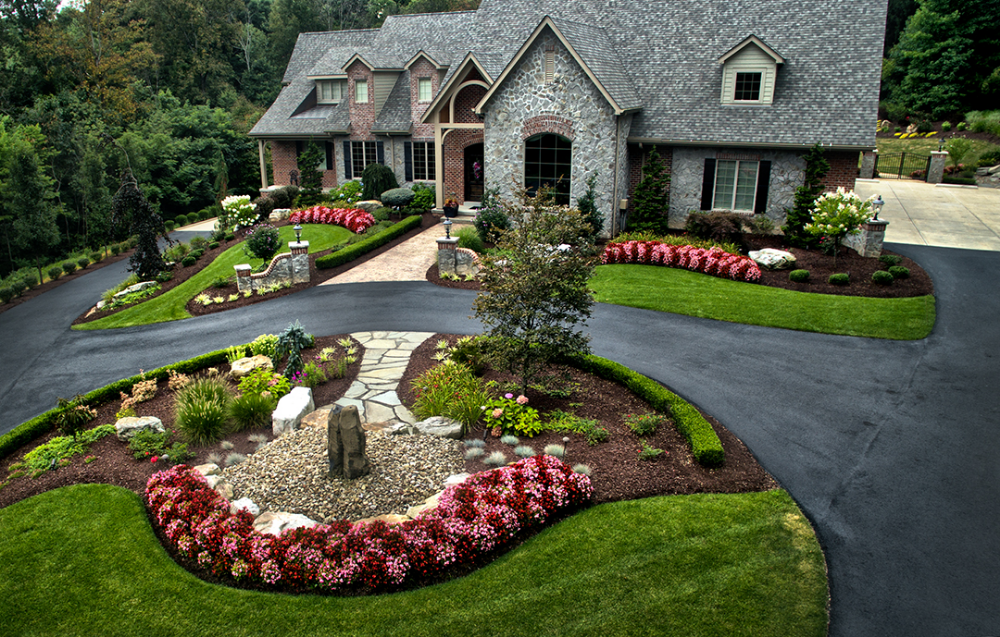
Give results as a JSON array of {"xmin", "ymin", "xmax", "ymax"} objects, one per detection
[
  {"xmin": 146, "ymin": 454, "xmax": 592, "ymax": 593},
  {"xmin": 290, "ymin": 206, "xmax": 375, "ymax": 234},
  {"xmin": 601, "ymin": 241, "xmax": 762, "ymax": 283}
]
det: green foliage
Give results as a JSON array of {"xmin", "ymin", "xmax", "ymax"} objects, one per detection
[
  {"xmin": 576, "ymin": 172, "xmax": 604, "ymax": 239},
  {"xmin": 52, "ymin": 395, "xmax": 97, "ymax": 440},
  {"xmin": 249, "ymin": 333, "xmax": 279, "ymax": 360},
  {"xmin": 941, "ymin": 121, "xmax": 952, "ymax": 131},
  {"xmin": 373, "ymin": 207, "xmax": 392, "ymax": 221},
  {"xmin": 409, "ymin": 361, "xmax": 492, "ymax": 431},
  {"xmin": 879, "ymin": 254, "xmax": 903, "ymax": 266},
  {"xmin": 47, "ymin": 266, "xmax": 63, "ymax": 280},
  {"xmin": 175, "ymin": 214, "xmax": 188, "ymax": 226},
  {"xmin": 108, "ymin": 155, "xmax": 168, "ymax": 281},
  {"xmin": 292, "ymin": 360, "xmax": 327, "ymax": 389},
  {"xmin": 0, "ymin": 287, "xmax": 13, "ymax": 304},
  {"xmin": 455, "ymin": 226, "xmax": 485, "ymax": 253},
  {"xmin": 77, "ymin": 257, "xmax": 90, "ymax": 269},
  {"xmin": 473, "ymin": 206, "xmax": 511, "ymax": 244},
  {"xmin": 127, "ymin": 430, "xmax": 192, "ymax": 464},
  {"xmin": 212, "ymin": 275, "xmax": 231, "ymax": 289},
  {"xmin": 231, "ymin": 392, "xmax": 277, "ymax": 432},
  {"xmin": 237, "ymin": 367, "xmax": 290, "ymax": 399},
  {"xmin": 411, "ymin": 182, "xmax": 435, "ymax": 210},
  {"xmin": 789, "ymin": 269, "xmax": 811, "ymax": 283},
  {"xmin": 22, "ymin": 425, "xmax": 114, "ymax": 473},
  {"xmin": 804, "ymin": 189, "xmax": 875, "ymax": 267},
  {"xmin": 329, "ymin": 180, "xmax": 362, "ymax": 204},
  {"xmin": 316, "ymin": 215, "xmax": 421, "ymax": 269},
  {"xmin": 173, "ymin": 372, "xmax": 233, "ymax": 444},
  {"xmin": 380, "ymin": 187, "xmax": 414, "ymax": 208},
  {"xmin": 482, "ymin": 396, "xmax": 543, "ymax": 437},
  {"xmin": 243, "ymin": 223, "xmax": 282, "ymax": 261},
  {"xmin": 685, "ymin": 211, "xmax": 745, "ymax": 246},
  {"xmin": 624, "ymin": 413, "xmax": 669, "ymax": 436},
  {"xmin": 945, "ymin": 137, "xmax": 973, "ymax": 167},
  {"xmin": 977, "ymin": 148, "xmax": 1000, "ymax": 167},
  {"xmin": 628, "ymin": 146, "xmax": 670, "ymax": 234},
  {"xmin": 872, "ymin": 270, "xmax": 894, "ymax": 285},
  {"xmin": 275, "ymin": 320, "xmax": 312, "ymax": 378},
  {"xmin": 62, "ymin": 261, "xmax": 77, "ymax": 275},
  {"xmin": 829, "ymin": 273, "xmax": 850, "ymax": 285},
  {"xmin": 473, "ymin": 188, "xmax": 596, "ymax": 394},
  {"xmin": 889, "ymin": 265, "xmax": 911, "ymax": 279},
  {"xmin": 296, "ymin": 142, "xmax": 325, "ymax": 206},
  {"xmin": 181, "ymin": 255, "xmax": 196, "ymax": 267},
  {"xmin": 638, "ymin": 440, "xmax": 665, "ymax": 461},
  {"xmin": 783, "ymin": 144, "xmax": 829, "ymax": 246},
  {"xmin": 361, "ymin": 163, "xmax": 398, "ymax": 201}
]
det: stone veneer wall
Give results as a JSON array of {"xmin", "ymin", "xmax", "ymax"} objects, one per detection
[
  {"xmin": 668, "ymin": 147, "xmax": 806, "ymax": 229},
  {"xmin": 481, "ymin": 29, "xmax": 618, "ymax": 233},
  {"xmin": 234, "ymin": 242, "xmax": 310, "ymax": 292}
]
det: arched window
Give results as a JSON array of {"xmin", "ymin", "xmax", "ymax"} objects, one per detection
[{"xmin": 524, "ymin": 134, "xmax": 571, "ymax": 205}]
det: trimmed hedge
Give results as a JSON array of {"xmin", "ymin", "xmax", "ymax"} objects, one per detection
[
  {"xmin": 568, "ymin": 354, "xmax": 725, "ymax": 467},
  {"xmin": 0, "ymin": 346, "xmax": 233, "ymax": 462},
  {"xmin": 316, "ymin": 214, "xmax": 422, "ymax": 269}
]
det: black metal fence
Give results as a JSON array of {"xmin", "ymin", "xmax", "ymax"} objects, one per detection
[{"xmin": 874, "ymin": 152, "xmax": 931, "ymax": 180}]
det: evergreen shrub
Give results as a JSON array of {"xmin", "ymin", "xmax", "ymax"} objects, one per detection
[
  {"xmin": 48, "ymin": 266, "xmax": 63, "ymax": 280},
  {"xmin": 872, "ymin": 270, "xmax": 894, "ymax": 284},
  {"xmin": 62, "ymin": 261, "xmax": 77, "ymax": 275},
  {"xmin": 829, "ymin": 273, "xmax": 850, "ymax": 285},
  {"xmin": 888, "ymin": 265, "xmax": 910, "ymax": 279},
  {"xmin": 361, "ymin": 163, "xmax": 398, "ymax": 201},
  {"xmin": 789, "ymin": 269, "xmax": 810, "ymax": 282}
]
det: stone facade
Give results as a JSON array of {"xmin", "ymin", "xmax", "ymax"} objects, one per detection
[
  {"xmin": 234, "ymin": 242, "xmax": 310, "ymax": 292},
  {"xmin": 842, "ymin": 219, "xmax": 888, "ymax": 257},
  {"xmin": 481, "ymin": 29, "xmax": 619, "ymax": 234}
]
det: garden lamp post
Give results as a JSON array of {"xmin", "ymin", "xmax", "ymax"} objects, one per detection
[
  {"xmin": 294, "ymin": 223, "xmax": 302, "ymax": 242},
  {"xmin": 872, "ymin": 195, "xmax": 884, "ymax": 220},
  {"xmin": 443, "ymin": 217, "xmax": 453, "ymax": 239}
]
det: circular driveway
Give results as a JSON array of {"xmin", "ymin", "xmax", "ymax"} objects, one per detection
[{"xmin": 0, "ymin": 242, "xmax": 997, "ymax": 636}]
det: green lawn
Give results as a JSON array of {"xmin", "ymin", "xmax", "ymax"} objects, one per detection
[
  {"xmin": 75, "ymin": 224, "xmax": 351, "ymax": 330},
  {"xmin": 591, "ymin": 264, "xmax": 935, "ymax": 340},
  {"xmin": 877, "ymin": 136, "xmax": 999, "ymax": 163},
  {"xmin": 0, "ymin": 484, "xmax": 828, "ymax": 637}
]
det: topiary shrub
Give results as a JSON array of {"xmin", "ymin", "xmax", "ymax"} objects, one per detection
[
  {"xmin": 110, "ymin": 243, "xmax": 122, "ymax": 256},
  {"xmin": 175, "ymin": 214, "xmax": 188, "ymax": 226},
  {"xmin": 181, "ymin": 255, "xmax": 197, "ymax": 267},
  {"xmin": 189, "ymin": 248, "xmax": 205, "ymax": 259},
  {"xmin": 252, "ymin": 194, "xmax": 275, "ymax": 223},
  {"xmin": 829, "ymin": 273, "xmax": 850, "ymax": 285},
  {"xmin": 361, "ymin": 163, "xmax": 398, "ymax": 201},
  {"xmin": 0, "ymin": 286, "xmax": 14, "ymax": 303},
  {"xmin": 208, "ymin": 241, "xmax": 219, "ymax": 249},
  {"xmin": 888, "ymin": 265, "xmax": 910, "ymax": 279},
  {"xmin": 380, "ymin": 187, "xmax": 414, "ymax": 209},
  {"xmin": 62, "ymin": 261, "xmax": 77, "ymax": 275},
  {"xmin": 77, "ymin": 257, "xmax": 90, "ymax": 269},
  {"xmin": 164, "ymin": 221, "xmax": 176, "ymax": 232},
  {"xmin": 89, "ymin": 252, "xmax": 102, "ymax": 263},
  {"xmin": 879, "ymin": 254, "xmax": 902, "ymax": 266},
  {"xmin": 872, "ymin": 270, "xmax": 894, "ymax": 285},
  {"xmin": 789, "ymin": 269, "xmax": 810, "ymax": 283},
  {"xmin": 270, "ymin": 185, "xmax": 299, "ymax": 209},
  {"xmin": 48, "ymin": 266, "xmax": 63, "ymax": 280}
]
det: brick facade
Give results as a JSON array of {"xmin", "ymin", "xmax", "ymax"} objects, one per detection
[
  {"xmin": 410, "ymin": 58, "xmax": 439, "ymax": 139},
  {"xmin": 821, "ymin": 150, "xmax": 860, "ymax": 192},
  {"xmin": 442, "ymin": 129, "xmax": 484, "ymax": 204},
  {"xmin": 269, "ymin": 140, "xmax": 338, "ymax": 189},
  {"xmin": 347, "ymin": 60, "xmax": 376, "ymax": 141},
  {"xmin": 521, "ymin": 115, "xmax": 574, "ymax": 141},
  {"xmin": 454, "ymin": 84, "xmax": 487, "ymax": 124}
]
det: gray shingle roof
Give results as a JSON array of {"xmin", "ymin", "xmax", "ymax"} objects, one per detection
[
  {"xmin": 372, "ymin": 71, "xmax": 413, "ymax": 133},
  {"xmin": 256, "ymin": 0, "xmax": 884, "ymax": 148}
]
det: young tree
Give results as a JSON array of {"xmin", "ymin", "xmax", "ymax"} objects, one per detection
[
  {"xmin": 576, "ymin": 172, "xmax": 604, "ymax": 240},
  {"xmin": 627, "ymin": 146, "xmax": 670, "ymax": 234},
  {"xmin": 473, "ymin": 188, "xmax": 596, "ymax": 394},
  {"xmin": 782, "ymin": 143, "xmax": 829, "ymax": 247},
  {"xmin": 105, "ymin": 135, "xmax": 168, "ymax": 280},
  {"xmin": 803, "ymin": 188, "xmax": 875, "ymax": 267}
]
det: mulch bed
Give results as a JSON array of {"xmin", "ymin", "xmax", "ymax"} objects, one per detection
[
  {"xmin": 427, "ymin": 236, "xmax": 935, "ymax": 298},
  {"xmin": 0, "ymin": 334, "xmax": 363, "ymax": 511},
  {"xmin": 71, "ymin": 213, "xmax": 442, "ymax": 325}
]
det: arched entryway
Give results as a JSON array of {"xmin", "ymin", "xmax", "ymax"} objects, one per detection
[
  {"xmin": 524, "ymin": 134, "xmax": 571, "ymax": 205},
  {"xmin": 464, "ymin": 143, "xmax": 484, "ymax": 202}
]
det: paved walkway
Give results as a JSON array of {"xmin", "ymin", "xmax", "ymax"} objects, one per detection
[
  {"xmin": 855, "ymin": 179, "xmax": 1000, "ymax": 250},
  {"xmin": 322, "ymin": 224, "xmax": 444, "ymax": 284}
]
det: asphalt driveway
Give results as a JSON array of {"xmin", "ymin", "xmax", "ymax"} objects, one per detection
[{"xmin": 0, "ymin": 242, "xmax": 997, "ymax": 636}]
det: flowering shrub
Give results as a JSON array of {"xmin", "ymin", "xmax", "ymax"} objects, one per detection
[
  {"xmin": 289, "ymin": 206, "xmax": 375, "ymax": 234},
  {"xmin": 146, "ymin": 455, "xmax": 592, "ymax": 593},
  {"xmin": 481, "ymin": 394, "xmax": 544, "ymax": 437},
  {"xmin": 243, "ymin": 224, "xmax": 282, "ymax": 261},
  {"xmin": 220, "ymin": 195, "xmax": 256, "ymax": 230},
  {"xmin": 601, "ymin": 241, "xmax": 762, "ymax": 283},
  {"xmin": 803, "ymin": 188, "xmax": 875, "ymax": 263}
]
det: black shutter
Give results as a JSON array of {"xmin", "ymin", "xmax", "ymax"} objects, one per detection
[
  {"xmin": 754, "ymin": 160, "xmax": 771, "ymax": 214},
  {"xmin": 296, "ymin": 141, "xmax": 303, "ymax": 157},
  {"xmin": 376, "ymin": 141, "xmax": 385, "ymax": 164},
  {"xmin": 343, "ymin": 141, "xmax": 352, "ymax": 180},
  {"xmin": 700, "ymin": 159, "xmax": 716, "ymax": 210},
  {"xmin": 403, "ymin": 142, "xmax": 413, "ymax": 182},
  {"xmin": 324, "ymin": 142, "xmax": 333, "ymax": 172}
]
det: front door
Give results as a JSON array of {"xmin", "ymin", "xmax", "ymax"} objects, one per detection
[{"xmin": 464, "ymin": 143, "xmax": 484, "ymax": 202}]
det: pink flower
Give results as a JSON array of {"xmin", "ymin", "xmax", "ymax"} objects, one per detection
[
  {"xmin": 516, "ymin": 395, "xmax": 529, "ymax": 405},
  {"xmin": 504, "ymin": 393, "xmax": 514, "ymax": 399},
  {"xmin": 151, "ymin": 456, "xmax": 159, "ymax": 463},
  {"xmin": 492, "ymin": 408, "xmax": 504, "ymax": 419}
]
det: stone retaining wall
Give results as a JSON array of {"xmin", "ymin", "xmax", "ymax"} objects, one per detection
[{"xmin": 235, "ymin": 241, "xmax": 310, "ymax": 292}]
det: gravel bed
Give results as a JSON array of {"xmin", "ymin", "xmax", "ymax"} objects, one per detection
[{"xmin": 222, "ymin": 426, "xmax": 465, "ymax": 523}]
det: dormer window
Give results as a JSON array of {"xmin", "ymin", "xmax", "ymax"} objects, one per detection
[
  {"xmin": 317, "ymin": 79, "xmax": 346, "ymax": 104},
  {"xmin": 717, "ymin": 36, "xmax": 783, "ymax": 106},
  {"xmin": 418, "ymin": 78, "xmax": 432, "ymax": 102},
  {"xmin": 355, "ymin": 79, "xmax": 369, "ymax": 104}
]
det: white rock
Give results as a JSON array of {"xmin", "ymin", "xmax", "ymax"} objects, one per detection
[
  {"xmin": 409, "ymin": 416, "xmax": 464, "ymax": 439},
  {"xmin": 268, "ymin": 208, "xmax": 291, "ymax": 222},
  {"xmin": 112, "ymin": 280, "xmax": 157, "ymax": 300},
  {"xmin": 204, "ymin": 475, "xmax": 224, "ymax": 489},
  {"xmin": 253, "ymin": 511, "xmax": 318, "ymax": 535},
  {"xmin": 749, "ymin": 248, "xmax": 797, "ymax": 270},
  {"xmin": 215, "ymin": 481, "xmax": 234, "ymax": 500},
  {"xmin": 406, "ymin": 493, "xmax": 441, "ymax": 519},
  {"xmin": 230, "ymin": 498, "xmax": 260, "ymax": 516},
  {"xmin": 114, "ymin": 416, "xmax": 164, "ymax": 441},
  {"xmin": 444, "ymin": 473, "xmax": 470, "ymax": 487},
  {"xmin": 193, "ymin": 463, "xmax": 220, "ymax": 476},
  {"xmin": 272, "ymin": 386, "xmax": 314, "ymax": 436},
  {"xmin": 229, "ymin": 355, "xmax": 273, "ymax": 379}
]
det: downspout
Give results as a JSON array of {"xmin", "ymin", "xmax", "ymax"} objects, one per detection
[
  {"xmin": 258, "ymin": 139, "xmax": 268, "ymax": 190},
  {"xmin": 611, "ymin": 118, "xmax": 621, "ymax": 237}
]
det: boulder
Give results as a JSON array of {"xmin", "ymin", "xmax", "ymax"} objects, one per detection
[
  {"xmin": 272, "ymin": 386, "xmax": 314, "ymax": 436},
  {"xmin": 193, "ymin": 463, "xmax": 220, "ymax": 476},
  {"xmin": 403, "ymin": 416, "xmax": 464, "ymax": 440},
  {"xmin": 253, "ymin": 511, "xmax": 318, "ymax": 535},
  {"xmin": 112, "ymin": 280, "xmax": 157, "ymax": 300},
  {"xmin": 269, "ymin": 208, "xmax": 291, "ymax": 222},
  {"xmin": 215, "ymin": 481, "xmax": 234, "ymax": 500},
  {"xmin": 749, "ymin": 248, "xmax": 797, "ymax": 270},
  {"xmin": 204, "ymin": 474, "xmax": 224, "ymax": 489},
  {"xmin": 355, "ymin": 200, "xmax": 382, "ymax": 213},
  {"xmin": 406, "ymin": 493, "xmax": 441, "ymax": 519},
  {"xmin": 300, "ymin": 406, "xmax": 331, "ymax": 429},
  {"xmin": 230, "ymin": 497, "xmax": 260, "ymax": 516},
  {"xmin": 444, "ymin": 473, "xmax": 470, "ymax": 487},
  {"xmin": 114, "ymin": 416, "xmax": 164, "ymax": 441},
  {"xmin": 230, "ymin": 355, "xmax": 273, "ymax": 379},
  {"xmin": 356, "ymin": 514, "xmax": 409, "ymax": 525},
  {"xmin": 328, "ymin": 405, "xmax": 371, "ymax": 480}
]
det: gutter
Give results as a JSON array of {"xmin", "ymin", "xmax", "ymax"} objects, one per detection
[{"xmin": 626, "ymin": 137, "xmax": 872, "ymax": 152}]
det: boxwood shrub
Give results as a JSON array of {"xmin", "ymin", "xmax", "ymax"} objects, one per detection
[
  {"xmin": 316, "ymin": 215, "xmax": 422, "ymax": 269},
  {"xmin": 829, "ymin": 273, "xmax": 850, "ymax": 285},
  {"xmin": 47, "ymin": 266, "xmax": 63, "ymax": 280},
  {"xmin": 0, "ymin": 286, "xmax": 14, "ymax": 303},
  {"xmin": 872, "ymin": 270, "xmax": 894, "ymax": 285},
  {"xmin": 181, "ymin": 255, "xmax": 197, "ymax": 267},
  {"xmin": 888, "ymin": 265, "xmax": 910, "ymax": 279},
  {"xmin": 789, "ymin": 269, "xmax": 810, "ymax": 283},
  {"xmin": 879, "ymin": 254, "xmax": 902, "ymax": 267},
  {"xmin": 77, "ymin": 257, "xmax": 90, "ymax": 269},
  {"xmin": 62, "ymin": 261, "xmax": 77, "ymax": 275},
  {"xmin": 175, "ymin": 214, "xmax": 188, "ymax": 226}
]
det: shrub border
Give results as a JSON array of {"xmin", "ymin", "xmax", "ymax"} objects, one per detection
[
  {"xmin": 316, "ymin": 215, "xmax": 422, "ymax": 269},
  {"xmin": 567, "ymin": 354, "xmax": 725, "ymax": 467}
]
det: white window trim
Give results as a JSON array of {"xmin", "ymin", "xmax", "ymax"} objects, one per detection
[
  {"xmin": 732, "ymin": 71, "xmax": 763, "ymax": 103},
  {"xmin": 417, "ymin": 78, "xmax": 432, "ymax": 102},
  {"xmin": 712, "ymin": 159, "xmax": 759, "ymax": 212},
  {"xmin": 316, "ymin": 79, "xmax": 346, "ymax": 104},
  {"xmin": 355, "ymin": 79, "xmax": 369, "ymax": 104}
]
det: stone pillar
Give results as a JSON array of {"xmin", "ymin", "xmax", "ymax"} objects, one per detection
[
  {"xmin": 860, "ymin": 150, "xmax": 877, "ymax": 179},
  {"xmin": 437, "ymin": 237, "xmax": 459, "ymax": 276},
  {"xmin": 928, "ymin": 151, "xmax": 948, "ymax": 184},
  {"xmin": 290, "ymin": 241, "xmax": 310, "ymax": 285},
  {"xmin": 234, "ymin": 264, "xmax": 252, "ymax": 293},
  {"xmin": 843, "ymin": 219, "xmax": 889, "ymax": 258}
]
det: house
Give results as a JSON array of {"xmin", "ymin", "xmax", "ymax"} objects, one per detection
[{"xmin": 249, "ymin": 0, "xmax": 886, "ymax": 234}]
